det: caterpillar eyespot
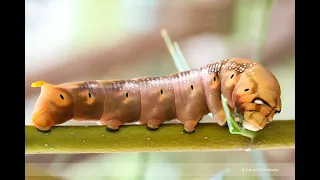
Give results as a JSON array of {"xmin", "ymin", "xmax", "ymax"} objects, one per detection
[{"xmin": 31, "ymin": 57, "xmax": 282, "ymax": 134}]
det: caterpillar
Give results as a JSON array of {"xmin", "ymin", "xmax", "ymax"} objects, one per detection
[{"xmin": 30, "ymin": 57, "xmax": 281, "ymax": 133}]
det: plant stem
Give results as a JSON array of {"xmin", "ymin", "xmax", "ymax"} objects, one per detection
[
  {"xmin": 253, "ymin": 0, "xmax": 274, "ymax": 62},
  {"xmin": 26, "ymin": 120, "xmax": 294, "ymax": 154}
]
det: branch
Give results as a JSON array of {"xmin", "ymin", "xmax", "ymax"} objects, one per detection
[{"xmin": 25, "ymin": 120, "xmax": 294, "ymax": 154}]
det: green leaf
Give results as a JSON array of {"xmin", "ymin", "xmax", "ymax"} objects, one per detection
[{"xmin": 221, "ymin": 94, "xmax": 257, "ymax": 139}]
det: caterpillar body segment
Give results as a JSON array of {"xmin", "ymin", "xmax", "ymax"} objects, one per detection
[
  {"xmin": 134, "ymin": 75, "xmax": 176, "ymax": 131},
  {"xmin": 30, "ymin": 57, "xmax": 282, "ymax": 133}
]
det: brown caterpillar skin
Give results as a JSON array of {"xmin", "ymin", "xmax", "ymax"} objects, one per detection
[{"xmin": 30, "ymin": 57, "xmax": 281, "ymax": 133}]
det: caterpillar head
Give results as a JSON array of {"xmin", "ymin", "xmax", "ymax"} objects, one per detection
[
  {"xmin": 30, "ymin": 81, "xmax": 74, "ymax": 131},
  {"xmin": 231, "ymin": 62, "xmax": 282, "ymax": 131}
]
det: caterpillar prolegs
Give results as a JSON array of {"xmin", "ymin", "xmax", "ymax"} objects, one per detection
[{"xmin": 30, "ymin": 57, "xmax": 281, "ymax": 133}]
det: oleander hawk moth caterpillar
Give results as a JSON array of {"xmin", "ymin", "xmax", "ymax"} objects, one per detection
[{"xmin": 30, "ymin": 57, "xmax": 281, "ymax": 135}]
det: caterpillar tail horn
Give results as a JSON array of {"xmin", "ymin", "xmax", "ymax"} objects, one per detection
[{"xmin": 31, "ymin": 81, "xmax": 48, "ymax": 87}]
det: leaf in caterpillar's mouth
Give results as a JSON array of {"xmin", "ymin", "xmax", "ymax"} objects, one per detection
[{"xmin": 221, "ymin": 94, "xmax": 258, "ymax": 139}]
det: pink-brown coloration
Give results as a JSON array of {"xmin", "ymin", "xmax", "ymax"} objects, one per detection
[
  {"xmin": 136, "ymin": 76, "xmax": 176, "ymax": 129},
  {"xmin": 98, "ymin": 80, "xmax": 141, "ymax": 129},
  {"xmin": 169, "ymin": 71, "xmax": 210, "ymax": 132},
  {"xmin": 30, "ymin": 58, "xmax": 282, "ymax": 133}
]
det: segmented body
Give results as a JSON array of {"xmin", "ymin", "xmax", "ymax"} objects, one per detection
[{"xmin": 31, "ymin": 58, "xmax": 282, "ymax": 133}]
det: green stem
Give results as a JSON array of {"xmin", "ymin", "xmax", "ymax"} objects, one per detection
[
  {"xmin": 253, "ymin": 0, "xmax": 274, "ymax": 62},
  {"xmin": 26, "ymin": 120, "xmax": 294, "ymax": 154},
  {"xmin": 161, "ymin": 29, "xmax": 190, "ymax": 72}
]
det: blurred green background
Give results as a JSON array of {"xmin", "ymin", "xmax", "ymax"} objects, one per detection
[{"xmin": 25, "ymin": 0, "xmax": 295, "ymax": 179}]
